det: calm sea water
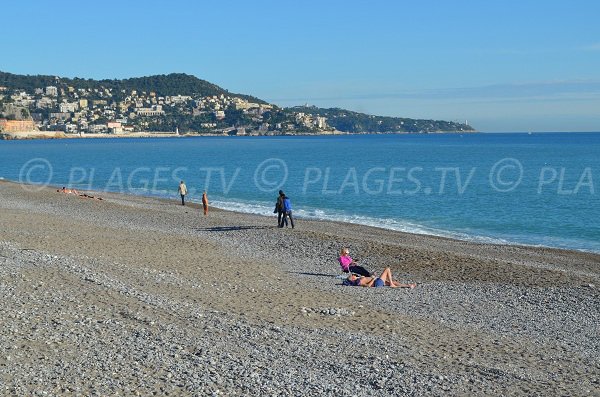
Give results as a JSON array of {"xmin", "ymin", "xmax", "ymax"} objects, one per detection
[{"xmin": 1, "ymin": 133, "xmax": 599, "ymax": 253}]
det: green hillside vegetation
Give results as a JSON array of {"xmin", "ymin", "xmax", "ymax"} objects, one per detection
[
  {"xmin": 288, "ymin": 106, "xmax": 474, "ymax": 133},
  {"xmin": 0, "ymin": 71, "xmax": 264, "ymax": 104}
]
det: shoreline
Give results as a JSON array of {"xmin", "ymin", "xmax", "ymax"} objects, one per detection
[
  {"xmin": 2, "ymin": 178, "xmax": 597, "ymax": 256},
  {"xmin": 1, "ymin": 180, "xmax": 598, "ymax": 395},
  {"xmin": 0, "ymin": 129, "xmax": 476, "ymax": 140}
]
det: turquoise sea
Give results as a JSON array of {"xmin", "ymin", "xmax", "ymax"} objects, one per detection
[{"xmin": 1, "ymin": 133, "xmax": 599, "ymax": 253}]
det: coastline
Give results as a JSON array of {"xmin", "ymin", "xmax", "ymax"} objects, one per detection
[
  {"xmin": 0, "ymin": 129, "xmax": 475, "ymax": 140},
  {"xmin": 1, "ymin": 180, "xmax": 598, "ymax": 395},
  {"xmin": 0, "ymin": 131, "xmax": 182, "ymax": 140},
  {"xmin": 4, "ymin": 177, "xmax": 596, "ymax": 255}
]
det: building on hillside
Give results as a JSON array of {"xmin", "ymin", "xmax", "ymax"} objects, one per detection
[
  {"xmin": 169, "ymin": 95, "xmax": 192, "ymax": 104},
  {"xmin": 49, "ymin": 112, "xmax": 71, "ymax": 121},
  {"xmin": 89, "ymin": 124, "xmax": 108, "ymax": 133},
  {"xmin": 31, "ymin": 113, "xmax": 44, "ymax": 122},
  {"xmin": 136, "ymin": 105, "xmax": 165, "ymax": 116},
  {"xmin": 93, "ymin": 100, "xmax": 108, "ymax": 107},
  {"xmin": 0, "ymin": 119, "xmax": 37, "ymax": 132},
  {"xmin": 36, "ymin": 97, "xmax": 55, "ymax": 108},
  {"xmin": 234, "ymin": 101, "xmax": 261, "ymax": 111},
  {"xmin": 59, "ymin": 102, "xmax": 79, "ymax": 113},
  {"xmin": 65, "ymin": 123, "xmax": 78, "ymax": 133},
  {"xmin": 11, "ymin": 93, "xmax": 35, "ymax": 107},
  {"xmin": 107, "ymin": 121, "xmax": 123, "ymax": 134},
  {"xmin": 45, "ymin": 86, "xmax": 58, "ymax": 96},
  {"xmin": 315, "ymin": 116, "xmax": 328, "ymax": 129}
]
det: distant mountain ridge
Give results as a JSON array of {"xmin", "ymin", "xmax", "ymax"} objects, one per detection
[{"xmin": 0, "ymin": 70, "xmax": 475, "ymax": 134}]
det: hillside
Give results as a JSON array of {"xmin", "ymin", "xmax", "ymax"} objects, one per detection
[
  {"xmin": 288, "ymin": 106, "xmax": 475, "ymax": 133},
  {"xmin": 0, "ymin": 71, "xmax": 474, "ymax": 135},
  {"xmin": 0, "ymin": 71, "xmax": 265, "ymax": 104}
]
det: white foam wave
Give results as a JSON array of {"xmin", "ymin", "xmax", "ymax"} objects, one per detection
[{"xmin": 207, "ymin": 198, "xmax": 513, "ymax": 246}]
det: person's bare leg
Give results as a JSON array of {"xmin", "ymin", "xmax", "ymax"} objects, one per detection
[
  {"xmin": 380, "ymin": 267, "xmax": 395, "ymax": 286},
  {"xmin": 381, "ymin": 267, "xmax": 416, "ymax": 288},
  {"xmin": 392, "ymin": 281, "xmax": 416, "ymax": 288}
]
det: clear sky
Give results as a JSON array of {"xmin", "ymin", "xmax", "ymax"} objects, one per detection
[{"xmin": 2, "ymin": 0, "xmax": 600, "ymax": 132}]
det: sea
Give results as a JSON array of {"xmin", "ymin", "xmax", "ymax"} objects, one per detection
[{"xmin": 1, "ymin": 132, "xmax": 599, "ymax": 253}]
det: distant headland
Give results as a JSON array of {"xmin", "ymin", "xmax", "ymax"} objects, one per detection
[{"xmin": 0, "ymin": 71, "xmax": 475, "ymax": 139}]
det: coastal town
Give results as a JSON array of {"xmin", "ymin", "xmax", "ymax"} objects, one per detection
[
  {"xmin": 0, "ymin": 82, "xmax": 332, "ymax": 139},
  {"xmin": 0, "ymin": 72, "xmax": 474, "ymax": 139}
]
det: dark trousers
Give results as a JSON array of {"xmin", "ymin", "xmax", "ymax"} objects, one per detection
[
  {"xmin": 280, "ymin": 211, "xmax": 294, "ymax": 228},
  {"xmin": 277, "ymin": 211, "xmax": 284, "ymax": 226},
  {"xmin": 181, "ymin": 194, "xmax": 185, "ymax": 205},
  {"xmin": 347, "ymin": 265, "xmax": 371, "ymax": 277}
]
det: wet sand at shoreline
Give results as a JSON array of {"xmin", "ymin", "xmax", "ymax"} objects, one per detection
[{"xmin": 1, "ymin": 180, "xmax": 598, "ymax": 396}]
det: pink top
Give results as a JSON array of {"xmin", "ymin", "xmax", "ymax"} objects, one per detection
[{"xmin": 338, "ymin": 255, "xmax": 353, "ymax": 272}]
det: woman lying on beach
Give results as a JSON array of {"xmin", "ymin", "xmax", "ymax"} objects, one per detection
[
  {"xmin": 343, "ymin": 267, "xmax": 416, "ymax": 288},
  {"xmin": 338, "ymin": 247, "xmax": 372, "ymax": 277},
  {"xmin": 57, "ymin": 187, "xmax": 103, "ymax": 200},
  {"xmin": 57, "ymin": 187, "xmax": 79, "ymax": 195}
]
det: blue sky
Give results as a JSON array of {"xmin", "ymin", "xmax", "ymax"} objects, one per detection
[{"xmin": 2, "ymin": 0, "xmax": 600, "ymax": 132}]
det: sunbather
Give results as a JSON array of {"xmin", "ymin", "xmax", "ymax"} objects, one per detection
[
  {"xmin": 57, "ymin": 187, "xmax": 103, "ymax": 200},
  {"xmin": 57, "ymin": 187, "xmax": 79, "ymax": 195},
  {"xmin": 343, "ymin": 267, "xmax": 416, "ymax": 288},
  {"xmin": 338, "ymin": 247, "xmax": 372, "ymax": 277}
]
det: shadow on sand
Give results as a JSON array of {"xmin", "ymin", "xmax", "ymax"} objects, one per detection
[
  {"xmin": 195, "ymin": 225, "xmax": 271, "ymax": 232},
  {"xmin": 289, "ymin": 271, "xmax": 338, "ymax": 278}
]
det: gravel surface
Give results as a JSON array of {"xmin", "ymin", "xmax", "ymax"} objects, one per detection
[{"xmin": 1, "ymin": 181, "xmax": 599, "ymax": 396}]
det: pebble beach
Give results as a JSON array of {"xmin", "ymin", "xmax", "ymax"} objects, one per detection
[{"xmin": 0, "ymin": 180, "xmax": 598, "ymax": 396}]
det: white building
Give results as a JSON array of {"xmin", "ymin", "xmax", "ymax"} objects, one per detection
[
  {"xmin": 36, "ymin": 97, "xmax": 55, "ymax": 108},
  {"xmin": 136, "ymin": 105, "xmax": 165, "ymax": 116},
  {"xmin": 45, "ymin": 86, "xmax": 58, "ymax": 96},
  {"xmin": 315, "ymin": 116, "xmax": 328, "ymax": 129},
  {"xmin": 169, "ymin": 95, "xmax": 192, "ymax": 104},
  {"xmin": 59, "ymin": 102, "xmax": 79, "ymax": 113}
]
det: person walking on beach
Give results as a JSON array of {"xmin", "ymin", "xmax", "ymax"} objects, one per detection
[
  {"xmin": 178, "ymin": 181, "xmax": 188, "ymax": 206},
  {"xmin": 274, "ymin": 190, "xmax": 285, "ymax": 226},
  {"xmin": 280, "ymin": 194, "xmax": 294, "ymax": 229},
  {"xmin": 202, "ymin": 191, "xmax": 209, "ymax": 216}
]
